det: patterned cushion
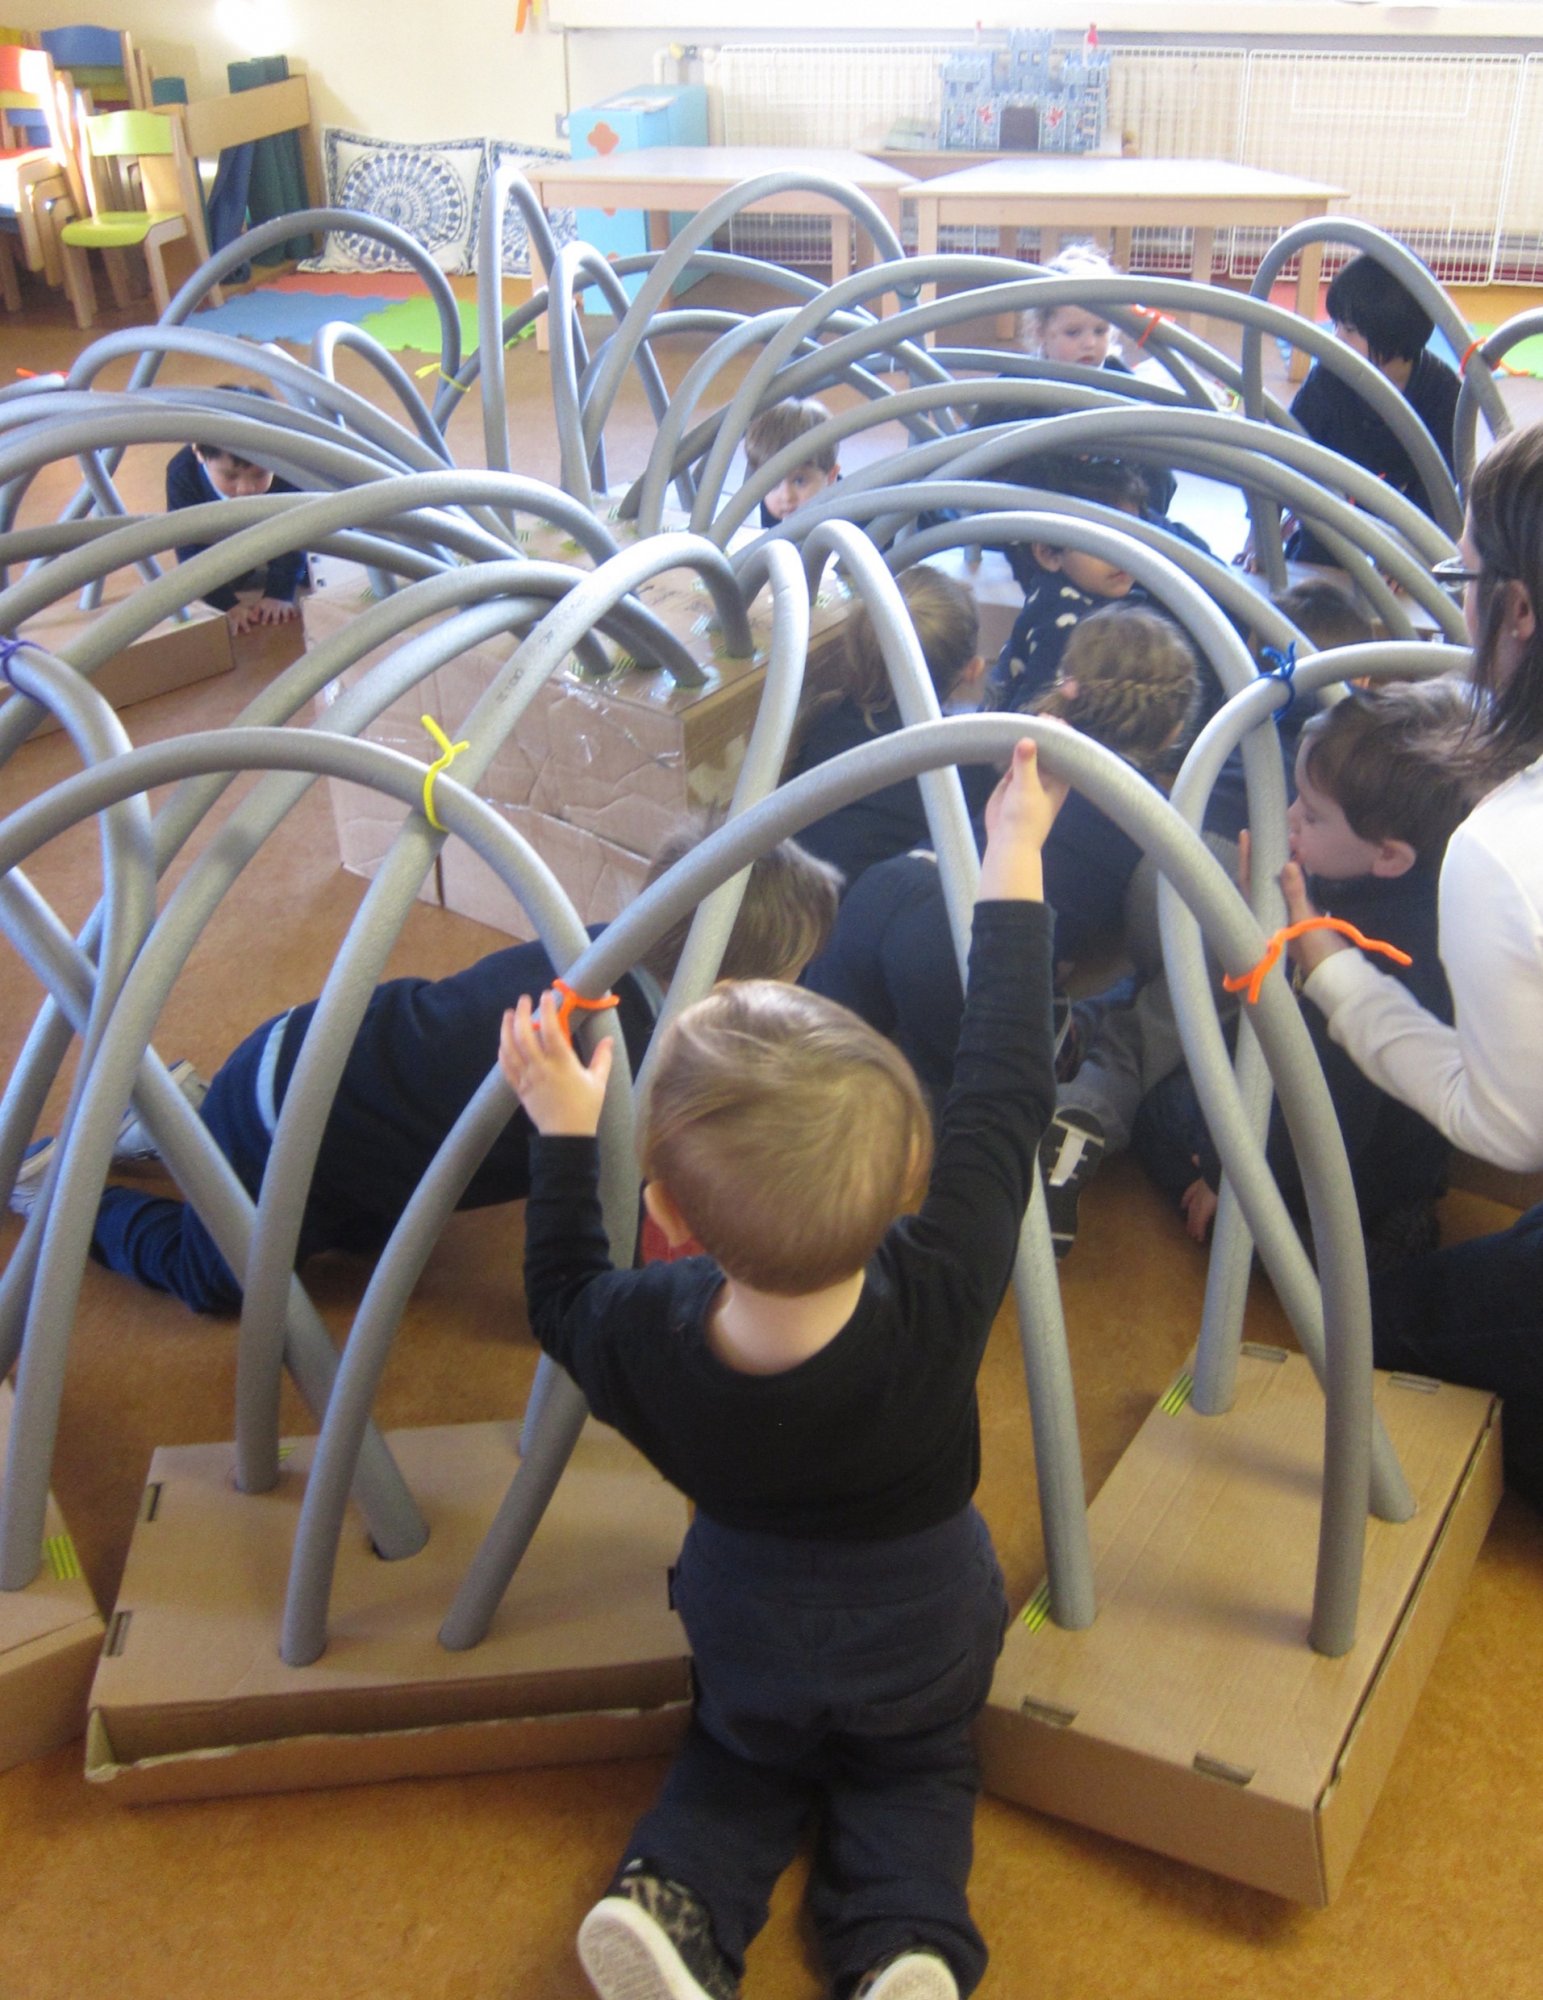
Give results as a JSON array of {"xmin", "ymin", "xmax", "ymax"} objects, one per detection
[
  {"xmin": 302, "ymin": 129, "xmax": 488, "ymax": 275},
  {"xmin": 486, "ymin": 142, "xmax": 576, "ymax": 276}
]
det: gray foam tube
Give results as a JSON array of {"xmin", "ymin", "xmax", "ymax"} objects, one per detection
[
  {"xmin": 1164, "ymin": 646, "xmax": 1467, "ymax": 1507},
  {"xmin": 0, "ymin": 727, "xmax": 621, "ymax": 1585},
  {"xmin": 238, "ymin": 537, "xmax": 752, "ymax": 1492},
  {"xmin": 547, "ymin": 242, "xmax": 659, "ymax": 509},
  {"xmin": 322, "ymin": 545, "xmax": 812, "ymax": 1664},
  {"xmin": 1453, "ymin": 307, "xmax": 1543, "ymax": 484},
  {"xmin": 279, "ymin": 823, "xmax": 612, "ymax": 1665},
  {"xmin": 579, "ymin": 170, "xmax": 914, "ymax": 459},
  {"xmin": 686, "ymin": 265, "xmax": 1358, "ymax": 533},
  {"xmin": 0, "ymin": 644, "xmax": 156, "ymax": 1374},
  {"xmin": 1240, "ymin": 218, "xmax": 1485, "ymax": 581},
  {"xmin": 309, "ymin": 323, "xmax": 453, "ymax": 466},
  {"xmin": 627, "ymin": 305, "xmax": 950, "ymax": 538},
  {"xmin": 447, "ymin": 708, "xmax": 1382, "ymax": 1652}
]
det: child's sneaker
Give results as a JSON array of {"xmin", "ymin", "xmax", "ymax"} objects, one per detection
[
  {"xmin": 854, "ymin": 1948, "xmax": 959, "ymax": 2000},
  {"xmin": 577, "ymin": 1862, "xmax": 738, "ymax": 2000},
  {"xmin": 1039, "ymin": 1106, "xmax": 1106, "ymax": 1258},
  {"xmin": 6, "ymin": 1137, "xmax": 53, "ymax": 1220},
  {"xmin": 113, "ymin": 1060, "xmax": 208, "ymax": 1163}
]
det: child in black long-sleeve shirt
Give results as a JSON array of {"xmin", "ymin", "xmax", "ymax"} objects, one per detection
[{"xmin": 502, "ymin": 740, "xmax": 1062, "ymax": 2000}]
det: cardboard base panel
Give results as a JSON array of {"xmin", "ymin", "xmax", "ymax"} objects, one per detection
[
  {"xmin": 979, "ymin": 1348, "xmax": 1502, "ymax": 1905},
  {"xmin": 0, "ymin": 1384, "xmax": 106, "ymax": 1773},
  {"xmin": 87, "ymin": 1418, "xmax": 691, "ymax": 1805},
  {"xmin": 4, "ymin": 572, "xmax": 233, "ymax": 736}
]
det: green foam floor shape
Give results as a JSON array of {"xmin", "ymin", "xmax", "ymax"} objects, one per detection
[{"xmin": 354, "ymin": 294, "xmax": 484, "ymax": 355}]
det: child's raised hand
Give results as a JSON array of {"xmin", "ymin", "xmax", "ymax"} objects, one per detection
[
  {"xmin": 980, "ymin": 738, "xmax": 1065, "ymax": 902},
  {"xmin": 1279, "ymin": 860, "xmax": 1350, "ymax": 975},
  {"xmin": 499, "ymin": 990, "xmax": 615, "ymax": 1137}
]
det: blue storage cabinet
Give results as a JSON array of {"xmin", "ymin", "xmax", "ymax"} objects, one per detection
[{"xmin": 568, "ymin": 84, "xmax": 708, "ymax": 311}]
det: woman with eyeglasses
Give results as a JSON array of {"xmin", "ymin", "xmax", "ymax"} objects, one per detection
[{"xmin": 1281, "ymin": 420, "xmax": 1543, "ymax": 1510}]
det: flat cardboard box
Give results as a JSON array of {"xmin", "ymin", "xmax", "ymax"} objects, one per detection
[
  {"xmin": 978, "ymin": 1346, "xmax": 1502, "ymax": 1905},
  {"xmin": 3, "ymin": 572, "xmax": 233, "ymax": 736},
  {"xmin": 86, "ymin": 1418, "xmax": 691, "ymax": 1805},
  {"xmin": 0, "ymin": 1383, "xmax": 106, "ymax": 1773},
  {"xmin": 439, "ymin": 807, "xmax": 650, "ymax": 941}
]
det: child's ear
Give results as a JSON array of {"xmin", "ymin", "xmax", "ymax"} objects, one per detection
[
  {"xmin": 958, "ymin": 653, "xmax": 987, "ymax": 686},
  {"xmin": 1030, "ymin": 542, "xmax": 1064, "ymax": 572},
  {"xmin": 643, "ymin": 1179, "xmax": 694, "ymax": 1248},
  {"xmin": 823, "ymin": 464, "xmax": 840, "ymax": 490},
  {"xmin": 1369, "ymin": 837, "xmax": 1418, "ymax": 880}
]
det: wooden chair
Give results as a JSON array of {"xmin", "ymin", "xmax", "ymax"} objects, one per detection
[
  {"xmin": 0, "ymin": 42, "xmax": 86, "ymax": 292},
  {"xmin": 38, "ymin": 25, "xmax": 149, "ymax": 113},
  {"xmin": 59, "ymin": 108, "xmax": 221, "ymax": 326}
]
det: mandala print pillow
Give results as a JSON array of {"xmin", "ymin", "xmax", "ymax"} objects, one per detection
[
  {"xmin": 486, "ymin": 143, "xmax": 577, "ymax": 276},
  {"xmin": 303, "ymin": 129, "xmax": 489, "ymax": 274}
]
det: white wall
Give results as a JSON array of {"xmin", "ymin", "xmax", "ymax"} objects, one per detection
[{"xmin": 22, "ymin": 4, "xmax": 1541, "ymax": 148}]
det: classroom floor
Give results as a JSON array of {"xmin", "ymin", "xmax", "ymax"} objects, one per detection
[{"xmin": 1, "ymin": 262, "xmax": 1541, "ymax": 2000}]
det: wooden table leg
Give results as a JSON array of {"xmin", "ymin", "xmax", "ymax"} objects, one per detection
[
  {"xmin": 1291, "ymin": 230, "xmax": 1324, "ymax": 383},
  {"xmin": 531, "ymin": 233, "xmax": 551, "ymax": 353},
  {"xmin": 914, "ymin": 201, "xmax": 940, "ymax": 345},
  {"xmin": 995, "ymin": 224, "xmax": 1019, "ymax": 341}
]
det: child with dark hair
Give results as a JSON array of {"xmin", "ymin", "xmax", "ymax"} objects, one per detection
[
  {"xmin": 803, "ymin": 608, "xmax": 1199, "ymax": 1146},
  {"xmin": 788, "ymin": 565, "xmax": 994, "ymax": 888},
  {"xmin": 1285, "ymin": 253, "xmax": 1459, "ymax": 564},
  {"xmin": 1134, "ymin": 677, "xmax": 1478, "ymax": 1259},
  {"xmin": 165, "ymin": 385, "xmax": 309, "ymax": 634},
  {"xmin": 743, "ymin": 396, "xmax": 841, "ymax": 529},
  {"xmin": 505, "ymin": 741, "xmax": 1061, "ymax": 2000},
  {"xmin": 984, "ymin": 454, "xmax": 1152, "ymax": 712},
  {"xmin": 13, "ymin": 836, "xmax": 842, "ymax": 1313}
]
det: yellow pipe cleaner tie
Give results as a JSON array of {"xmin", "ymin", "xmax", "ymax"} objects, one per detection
[
  {"xmin": 413, "ymin": 360, "xmax": 470, "ymax": 396},
  {"xmin": 419, "ymin": 714, "xmax": 470, "ymax": 832},
  {"xmin": 1222, "ymin": 915, "xmax": 1411, "ymax": 1008}
]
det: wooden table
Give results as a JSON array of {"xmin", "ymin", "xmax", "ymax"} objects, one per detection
[
  {"xmin": 522, "ymin": 145, "xmax": 916, "ymax": 349},
  {"xmin": 907, "ymin": 156, "xmax": 1343, "ymax": 373}
]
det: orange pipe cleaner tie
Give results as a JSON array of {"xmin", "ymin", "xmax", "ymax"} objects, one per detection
[
  {"xmin": 1132, "ymin": 306, "xmax": 1171, "ymax": 349},
  {"xmin": 550, "ymin": 976, "xmax": 620, "ymax": 1047},
  {"xmin": 1222, "ymin": 916, "xmax": 1412, "ymax": 1008}
]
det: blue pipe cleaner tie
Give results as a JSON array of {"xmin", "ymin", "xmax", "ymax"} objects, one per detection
[
  {"xmin": 0, "ymin": 635, "xmax": 31, "ymax": 689},
  {"xmin": 1258, "ymin": 640, "xmax": 1298, "ymax": 720}
]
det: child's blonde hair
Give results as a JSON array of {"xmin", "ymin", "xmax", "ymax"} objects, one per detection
[
  {"xmin": 1025, "ymin": 242, "xmax": 1119, "ymax": 356},
  {"xmin": 643, "ymin": 980, "xmax": 932, "ymax": 1294},
  {"xmin": 743, "ymin": 398, "xmax": 837, "ymax": 477},
  {"xmin": 1030, "ymin": 607, "xmax": 1199, "ymax": 772},
  {"xmin": 638, "ymin": 829, "xmax": 843, "ymax": 988},
  {"xmin": 806, "ymin": 566, "xmax": 980, "ymax": 723}
]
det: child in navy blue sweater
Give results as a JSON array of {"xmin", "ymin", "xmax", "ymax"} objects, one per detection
[
  {"xmin": 984, "ymin": 455, "xmax": 1151, "ymax": 712},
  {"xmin": 504, "ymin": 741, "xmax": 1061, "ymax": 2000},
  {"xmin": 1134, "ymin": 678, "xmax": 1477, "ymax": 1259}
]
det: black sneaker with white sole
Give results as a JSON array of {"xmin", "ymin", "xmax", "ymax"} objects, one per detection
[
  {"xmin": 577, "ymin": 1862, "xmax": 738, "ymax": 2000},
  {"xmin": 1039, "ymin": 1107, "xmax": 1106, "ymax": 1258},
  {"xmin": 854, "ymin": 1948, "xmax": 959, "ymax": 1999}
]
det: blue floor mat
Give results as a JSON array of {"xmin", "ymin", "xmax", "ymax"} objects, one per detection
[{"xmin": 188, "ymin": 290, "xmax": 393, "ymax": 341}]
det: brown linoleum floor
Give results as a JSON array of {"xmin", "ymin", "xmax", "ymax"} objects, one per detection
[{"xmin": 1, "ymin": 262, "xmax": 1540, "ymax": 2000}]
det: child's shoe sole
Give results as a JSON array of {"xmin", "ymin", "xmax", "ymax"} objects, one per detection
[
  {"xmin": 858, "ymin": 1951, "xmax": 959, "ymax": 2000},
  {"xmin": 578, "ymin": 1895, "xmax": 717, "ymax": 2000}
]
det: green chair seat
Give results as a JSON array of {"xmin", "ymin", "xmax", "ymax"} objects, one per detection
[{"xmin": 61, "ymin": 209, "xmax": 182, "ymax": 249}]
